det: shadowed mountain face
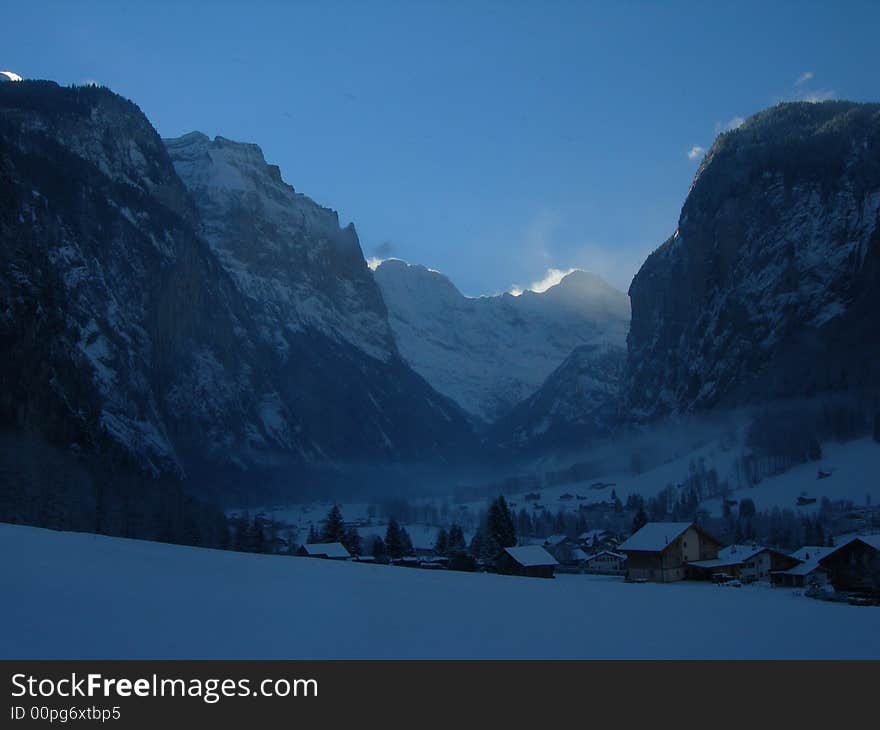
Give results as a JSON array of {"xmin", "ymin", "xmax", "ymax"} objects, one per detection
[
  {"xmin": 627, "ymin": 102, "xmax": 880, "ymax": 421},
  {"xmin": 374, "ymin": 259, "xmax": 629, "ymax": 423},
  {"xmin": 489, "ymin": 342, "xmax": 625, "ymax": 454},
  {"xmin": 0, "ymin": 81, "xmax": 474, "ymax": 494}
]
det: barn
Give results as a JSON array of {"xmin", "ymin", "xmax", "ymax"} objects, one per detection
[
  {"xmin": 295, "ymin": 542, "xmax": 352, "ymax": 560},
  {"xmin": 496, "ymin": 546, "xmax": 559, "ymax": 578}
]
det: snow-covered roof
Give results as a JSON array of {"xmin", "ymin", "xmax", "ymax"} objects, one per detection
[
  {"xmin": 836, "ymin": 534, "xmax": 880, "ymax": 552},
  {"xmin": 690, "ymin": 544, "xmax": 777, "ymax": 569},
  {"xmin": 300, "ymin": 542, "xmax": 351, "ymax": 558},
  {"xmin": 570, "ymin": 548, "xmax": 589, "ymax": 561},
  {"xmin": 578, "ymin": 529, "xmax": 609, "ymax": 541},
  {"xmin": 790, "ymin": 545, "xmax": 835, "ymax": 563},
  {"xmin": 777, "ymin": 561, "xmax": 826, "ymax": 577},
  {"xmin": 584, "ymin": 550, "xmax": 625, "ymax": 562},
  {"xmin": 544, "ymin": 534, "xmax": 571, "ymax": 546},
  {"xmin": 618, "ymin": 522, "xmax": 695, "ymax": 552},
  {"xmin": 504, "ymin": 546, "xmax": 559, "ymax": 567}
]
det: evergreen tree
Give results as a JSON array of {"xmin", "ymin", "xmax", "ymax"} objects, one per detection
[
  {"xmin": 307, "ymin": 524, "xmax": 320, "ymax": 544},
  {"xmin": 371, "ymin": 536, "xmax": 387, "ymax": 560},
  {"xmin": 447, "ymin": 524, "xmax": 467, "ymax": 554},
  {"xmin": 814, "ymin": 520, "xmax": 825, "ymax": 548},
  {"xmin": 631, "ymin": 505, "xmax": 648, "ymax": 534},
  {"xmin": 469, "ymin": 522, "xmax": 500, "ymax": 563},
  {"xmin": 252, "ymin": 513, "xmax": 266, "ymax": 554},
  {"xmin": 385, "ymin": 518, "xmax": 405, "ymax": 559},
  {"xmin": 434, "ymin": 528, "xmax": 449, "ymax": 556},
  {"xmin": 231, "ymin": 513, "xmax": 251, "ymax": 552},
  {"xmin": 322, "ymin": 504, "xmax": 345, "ymax": 543},
  {"xmin": 400, "ymin": 525, "xmax": 414, "ymax": 556},
  {"xmin": 342, "ymin": 524, "xmax": 362, "ymax": 556},
  {"xmin": 487, "ymin": 496, "xmax": 516, "ymax": 548}
]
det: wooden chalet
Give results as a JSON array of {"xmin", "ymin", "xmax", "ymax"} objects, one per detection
[
  {"xmin": 618, "ymin": 522, "xmax": 721, "ymax": 582},
  {"xmin": 295, "ymin": 542, "xmax": 352, "ymax": 560},
  {"xmin": 688, "ymin": 544, "xmax": 799, "ymax": 582},
  {"xmin": 496, "ymin": 545, "xmax": 559, "ymax": 579}
]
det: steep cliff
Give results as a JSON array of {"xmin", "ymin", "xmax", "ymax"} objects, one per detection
[
  {"xmin": 627, "ymin": 102, "xmax": 880, "ymax": 420},
  {"xmin": 0, "ymin": 81, "xmax": 473, "ymax": 496}
]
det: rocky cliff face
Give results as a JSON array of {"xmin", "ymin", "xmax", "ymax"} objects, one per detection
[
  {"xmin": 627, "ymin": 101, "xmax": 880, "ymax": 420},
  {"xmin": 0, "ymin": 81, "xmax": 472, "ymax": 492},
  {"xmin": 489, "ymin": 343, "xmax": 625, "ymax": 453},
  {"xmin": 374, "ymin": 259, "xmax": 629, "ymax": 422}
]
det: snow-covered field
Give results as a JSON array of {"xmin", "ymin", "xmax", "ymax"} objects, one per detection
[{"xmin": 2, "ymin": 523, "xmax": 877, "ymax": 659}]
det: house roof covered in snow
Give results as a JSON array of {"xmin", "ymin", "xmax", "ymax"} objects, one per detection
[
  {"xmin": 835, "ymin": 534, "xmax": 880, "ymax": 552},
  {"xmin": 778, "ymin": 560, "xmax": 827, "ymax": 577},
  {"xmin": 544, "ymin": 534, "xmax": 571, "ymax": 546},
  {"xmin": 577, "ymin": 529, "xmax": 610, "ymax": 542},
  {"xmin": 584, "ymin": 550, "xmax": 625, "ymax": 562},
  {"xmin": 689, "ymin": 544, "xmax": 779, "ymax": 569},
  {"xmin": 504, "ymin": 546, "xmax": 559, "ymax": 567},
  {"xmin": 300, "ymin": 542, "xmax": 351, "ymax": 558},
  {"xmin": 790, "ymin": 545, "xmax": 835, "ymax": 563},
  {"xmin": 618, "ymin": 522, "xmax": 697, "ymax": 552}
]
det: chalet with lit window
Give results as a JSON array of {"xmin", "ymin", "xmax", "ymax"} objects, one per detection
[{"xmin": 618, "ymin": 522, "xmax": 721, "ymax": 582}]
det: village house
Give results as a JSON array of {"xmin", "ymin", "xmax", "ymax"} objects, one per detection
[
  {"xmin": 582, "ymin": 550, "xmax": 626, "ymax": 575},
  {"xmin": 496, "ymin": 545, "xmax": 559, "ymax": 578},
  {"xmin": 771, "ymin": 545, "xmax": 834, "ymax": 588},
  {"xmin": 555, "ymin": 547, "xmax": 590, "ymax": 573},
  {"xmin": 688, "ymin": 544, "xmax": 799, "ymax": 582},
  {"xmin": 295, "ymin": 542, "xmax": 352, "ymax": 560},
  {"xmin": 618, "ymin": 522, "xmax": 721, "ymax": 582},
  {"xmin": 818, "ymin": 535, "xmax": 880, "ymax": 594},
  {"xmin": 577, "ymin": 529, "xmax": 619, "ymax": 552}
]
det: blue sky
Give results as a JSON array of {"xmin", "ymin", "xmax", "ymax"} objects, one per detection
[{"xmin": 3, "ymin": 1, "xmax": 879, "ymax": 295}]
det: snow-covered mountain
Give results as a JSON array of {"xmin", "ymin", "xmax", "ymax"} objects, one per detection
[
  {"xmin": 489, "ymin": 342, "xmax": 625, "ymax": 452},
  {"xmin": 627, "ymin": 101, "xmax": 880, "ymax": 420},
  {"xmin": 164, "ymin": 132, "xmax": 393, "ymax": 362},
  {"xmin": 0, "ymin": 81, "xmax": 473, "ymax": 492},
  {"xmin": 373, "ymin": 259, "xmax": 630, "ymax": 422}
]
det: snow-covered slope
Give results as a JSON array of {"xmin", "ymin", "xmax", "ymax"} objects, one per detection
[
  {"xmin": 374, "ymin": 259, "xmax": 630, "ymax": 422},
  {"xmin": 3, "ymin": 523, "xmax": 877, "ymax": 659}
]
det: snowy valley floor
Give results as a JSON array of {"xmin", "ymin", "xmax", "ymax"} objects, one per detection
[{"xmin": 1, "ymin": 523, "xmax": 878, "ymax": 659}]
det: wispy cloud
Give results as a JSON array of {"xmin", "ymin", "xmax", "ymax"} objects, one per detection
[
  {"xmin": 715, "ymin": 115, "xmax": 745, "ymax": 134},
  {"xmin": 687, "ymin": 145, "xmax": 706, "ymax": 161},
  {"xmin": 509, "ymin": 267, "xmax": 578, "ymax": 296},
  {"xmin": 787, "ymin": 71, "xmax": 835, "ymax": 103},
  {"xmin": 799, "ymin": 89, "xmax": 836, "ymax": 103}
]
